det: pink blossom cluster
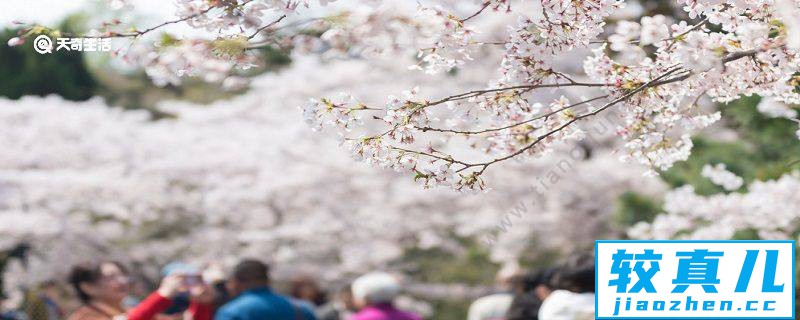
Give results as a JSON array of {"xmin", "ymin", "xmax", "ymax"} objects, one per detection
[
  {"xmin": 303, "ymin": 0, "xmax": 800, "ymax": 190},
  {"xmin": 9, "ymin": 0, "xmax": 800, "ymax": 191},
  {"xmin": 0, "ymin": 55, "xmax": 662, "ymax": 281},
  {"xmin": 629, "ymin": 171, "xmax": 800, "ymax": 240},
  {"xmin": 701, "ymin": 163, "xmax": 744, "ymax": 191},
  {"xmin": 124, "ymin": 39, "xmax": 256, "ymax": 89}
]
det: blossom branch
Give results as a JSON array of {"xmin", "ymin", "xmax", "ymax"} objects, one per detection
[
  {"xmin": 425, "ymin": 82, "xmax": 615, "ymax": 107},
  {"xmin": 98, "ymin": 5, "xmax": 218, "ymax": 38},
  {"xmin": 460, "ymin": 2, "xmax": 490, "ymax": 23},
  {"xmin": 452, "ymin": 67, "xmax": 686, "ymax": 174},
  {"xmin": 248, "ymin": 15, "xmax": 288, "ymax": 39},
  {"xmin": 416, "ymin": 94, "xmax": 610, "ymax": 135}
]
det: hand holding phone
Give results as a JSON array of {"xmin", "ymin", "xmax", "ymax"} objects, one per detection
[{"xmin": 182, "ymin": 274, "xmax": 203, "ymax": 287}]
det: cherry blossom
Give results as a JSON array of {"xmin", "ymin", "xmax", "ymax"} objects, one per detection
[
  {"xmin": 1, "ymin": 54, "xmax": 663, "ymax": 288},
  {"xmin": 776, "ymin": 0, "xmax": 800, "ymax": 50},
  {"xmin": 701, "ymin": 163, "xmax": 744, "ymax": 191},
  {"xmin": 757, "ymin": 97, "xmax": 798, "ymax": 119},
  {"xmin": 298, "ymin": 0, "xmax": 800, "ymax": 191},
  {"xmin": 411, "ymin": 5, "xmax": 477, "ymax": 74},
  {"xmin": 13, "ymin": 0, "xmax": 798, "ymax": 191},
  {"xmin": 10, "ymin": 1, "xmax": 800, "ymax": 300},
  {"xmin": 6, "ymin": 37, "xmax": 24, "ymax": 47},
  {"xmin": 629, "ymin": 172, "xmax": 800, "ymax": 240}
]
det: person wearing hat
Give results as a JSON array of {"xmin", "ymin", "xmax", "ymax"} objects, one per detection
[{"xmin": 350, "ymin": 272, "xmax": 420, "ymax": 320}]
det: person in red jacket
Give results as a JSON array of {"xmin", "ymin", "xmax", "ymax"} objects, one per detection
[{"xmin": 66, "ymin": 261, "xmax": 213, "ymax": 320}]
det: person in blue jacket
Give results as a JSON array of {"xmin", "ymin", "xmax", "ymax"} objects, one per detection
[{"xmin": 214, "ymin": 259, "xmax": 316, "ymax": 320}]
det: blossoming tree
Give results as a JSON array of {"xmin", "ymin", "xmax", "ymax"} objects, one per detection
[
  {"xmin": 0, "ymin": 48, "xmax": 666, "ymax": 297},
  {"xmin": 303, "ymin": 0, "xmax": 800, "ymax": 191},
  {"xmin": 3, "ymin": 4, "xmax": 798, "ymax": 315},
  {"xmin": 9, "ymin": 0, "xmax": 800, "ymax": 192},
  {"xmin": 628, "ymin": 94, "xmax": 800, "ymax": 241},
  {"xmin": 629, "ymin": 169, "xmax": 800, "ymax": 240}
]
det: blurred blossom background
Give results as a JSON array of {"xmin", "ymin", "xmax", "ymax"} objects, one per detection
[{"xmin": 0, "ymin": 0, "xmax": 798, "ymax": 319}]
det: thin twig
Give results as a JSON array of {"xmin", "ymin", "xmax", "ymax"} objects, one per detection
[
  {"xmin": 426, "ymin": 82, "xmax": 615, "ymax": 107},
  {"xmin": 458, "ymin": 67, "xmax": 684, "ymax": 171},
  {"xmin": 461, "ymin": 3, "xmax": 490, "ymax": 22},
  {"xmin": 98, "ymin": 6, "xmax": 217, "ymax": 39},
  {"xmin": 417, "ymin": 94, "xmax": 609, "ymax": 135},
  {"xmin": 248, "ymin": 15, "xmax": 288, "ymax": 39}
]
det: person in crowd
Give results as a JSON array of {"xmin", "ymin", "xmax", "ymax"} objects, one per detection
[
  {"xmin": 537, "ymin": 253, "xmax": 595, "ymax": 320},
  {"xmin": 0, "ymin": 292, "xmax": 27, "ymax": 320},
  {"xmin": 289, "ymin": 274, "xmax": 328, "ymax": 308},
  {"xmin": 66, "ymin": 261, "xmax": 212, "ymax": 320},
  {"xmin": 200, "ymin": 264, "xmax": 230, "ymax": 310},
  {"xmin": 349, "ymin": 272, "xmax": 420, "ymax": 320},
  {"xmin": 23, "ymin": 280, "xmax": 63, "ymax": 320},
  {"xmin": 214, "ymin": 259, "xmax": 316, "ymax": 320},
  {"xmin": 315, "ymin": 285, "xmax": 356, "ymax": 320},
  {"xmin": 467, "ymin": 264, "xmax": 521, "ymax": 320},
  {"xmin": 159, "ymin": 263, "xmax": 202, "ymax": 317},
  {"xmin": 505, "ymin": 268, "xmax": 555, "ymax": 320},
  {"xmin": 121, "ymin": 280, "xmax": 144, "ymax": 310}
]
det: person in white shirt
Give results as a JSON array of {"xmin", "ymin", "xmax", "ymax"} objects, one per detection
[
  {"xmin": 538, "ymin": 253, "xmax": 595, "ymax": 320},
  {"xmin": 467, "ymin": 263, "xmax": 522, "ymax": 320}
]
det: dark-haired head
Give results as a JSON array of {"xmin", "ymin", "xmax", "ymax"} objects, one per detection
[
  {"xmin": 515, "ymin": 268, "xmax": 555, "ymax": 293},
  {"xmin": 227, "ymin": 259, "xmax": 270, "ymax": 297},
  {"xmin": 40, "ymin": 279, "xmax": 59, "ymax": 289},
  {"xmin": 68, "ymin": 261, "xmax": 130, "ymax": 305},
  {"xmin": 516, "ymin": 267, "xmax": 557, "ymax": 301},
  {"xmin": 505, "ymin": 267, "xmax": 557, "ymax": 319},
  {"xmin": 554, "ymin": 253, "xmax": 595, "ymax": 293},
  {"xmin": 290, "ymin": 274, "xmax": 327, "ymax": 306}
]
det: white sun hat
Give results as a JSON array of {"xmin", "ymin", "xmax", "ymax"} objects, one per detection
[{"xmin": 351, "ymin": 272, "xmax": 401, "ymax": 304}]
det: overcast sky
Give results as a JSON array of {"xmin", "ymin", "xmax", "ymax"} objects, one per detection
[
  {"xmin": 1, "ymin": 0, "xmax": 366, "ymax": 28},
  {"xmin": 0, "ymin": 0, "xmax": 174, "ymax": 28}
]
